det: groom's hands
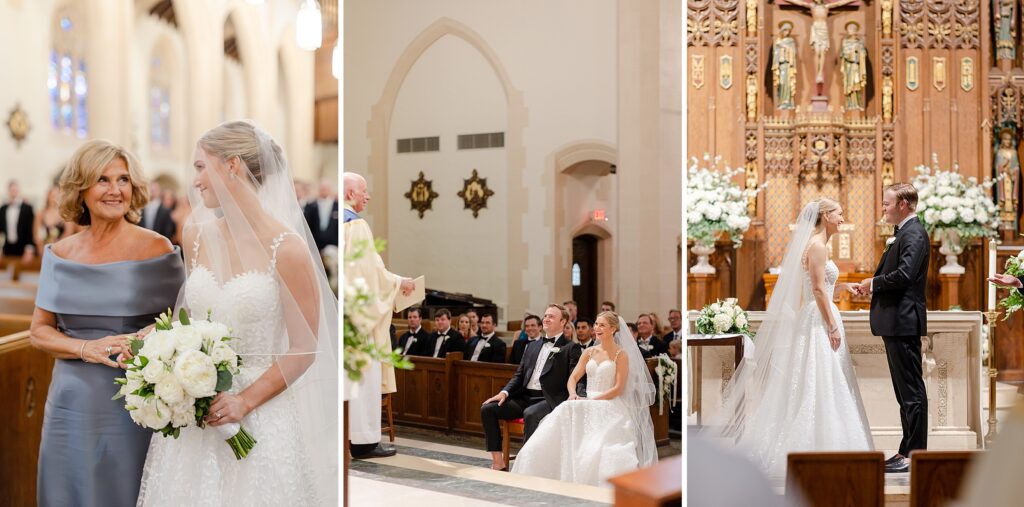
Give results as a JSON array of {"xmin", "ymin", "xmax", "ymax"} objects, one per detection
[
  {"xmin": 853, "ymin": 278, "xmax": 873, "ymax": 296},
  {"xmin": 483, "ymin": 391, "xmax": 508, "ymax": 406}
]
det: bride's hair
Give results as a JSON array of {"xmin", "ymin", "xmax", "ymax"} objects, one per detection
[
  {"xmin": 596, "ymin": 311, "xmax": 620, "ymax": 333},
  {"xmin": 198, "ymin": 120, "xmax": 284, "ymax": 185},
  {"xmin": 813, "ymin": 197, "xmax": 840, "ymax": 227}
]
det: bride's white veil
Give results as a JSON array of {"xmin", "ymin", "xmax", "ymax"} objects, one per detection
[
  {"xmin": 610, "ymin": 313, "xmax": 658, "ymax": 468},
  {"xmin": 709, "ymin": 201, "xmax": 820, "ymax": 446},
  {"xmin": 178, "ymin": 120, "xmax": 337, "ymax": 503}
]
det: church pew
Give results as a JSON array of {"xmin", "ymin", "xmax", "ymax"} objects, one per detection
[
  {"xmin": 452, "ymin": 360, "xmax": 518, "ymax": 434},
  {"xmin": 0, "ymin": 295, "xmax": 35, "ymax": 315},
  {"xmin": 0, "ymin": 281, "xmax": 37, "ymax": 298},
  {"xmin": 0, "ymin": 330, "xmax": 55, "ymax": 506},
  {"xmin": 0, "ymin": 313, "xmax": 32, "ymax": 336},
  {"xmin": 786, "ymin": 451, "xmax": 885, "ymax": 507},
  {"xmin": 607, "ymin": 455, "xmax": 682, "ymax": 507},
  {"xmin": 9, "ymin": 256, "xmax": 42, "ymax": 283},
  {"xmin": 909, "ymin": 450, "xmax": 979, "ymax": 507}
]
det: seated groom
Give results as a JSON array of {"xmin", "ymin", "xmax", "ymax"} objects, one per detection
[{"xmin": 480, "ymin": 304, "xmax": 582, "ymax": 471}]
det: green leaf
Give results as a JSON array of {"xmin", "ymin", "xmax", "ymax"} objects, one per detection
[
  {"xmin": 216, "ymin": 370, "xmax": 233, "ymax": 392},
  {"xmin": 179, "ymin": 308, "xmax": 191, "ymax": 326},
  {"xmin": 130, "ymin": 339, "xmax": 144, "ymax": 356}
]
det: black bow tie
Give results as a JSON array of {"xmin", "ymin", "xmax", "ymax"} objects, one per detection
[
  {"xmin": 543, "ymin": 337, "xmax": 556, "ymax": 344},
  {"xmin": 894, "ymin": 225, "xmax": 900, "ymax": 234}
]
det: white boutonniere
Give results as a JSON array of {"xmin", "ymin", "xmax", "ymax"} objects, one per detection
[
  {"xmin": 483, "ymin": 342, "xmax": 491, "ymax": 348},
  {"xmin": 883, "ymin": 236, "xmax": 897, "ymax": 253},
  {"xmin": 549, "ymin": 347, "xmax": 561, "ymax": 354}
]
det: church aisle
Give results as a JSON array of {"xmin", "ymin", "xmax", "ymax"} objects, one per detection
[{"xmin": 349, "ymin": 437, "xmax": 612, "ymax": 506}]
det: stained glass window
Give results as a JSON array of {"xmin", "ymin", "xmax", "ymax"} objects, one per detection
[
  {"xmin": 572, "ymin": 263, "xmax": 582, "ymax": 287},
  {"xmin": 149, "ymin": 56, "xmax": 171, "ymax": 149},
  {"xmin": 51, "ymin": 9, "xmax": 87, "ymax": 137}
]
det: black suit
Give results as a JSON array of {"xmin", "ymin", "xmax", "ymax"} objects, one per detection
[
  {"xmin": 510, "ymin": 337, "xmax": 536, "ymax": 364},
  {"xmin": 466, "ymin": 334, "xmax": 507, "ymax": 363},
  {"xmin": 637, "ymin": 335, "xmax": 668, "ymax": 358},
  {"xmin": 140, "ymin": 204, "xmax": 176, "ymax": 241},
  {"xmin": 663, "ymin": 330, "xmax": 683, "ymax": 345},
  {"xmin": 0, "ymin": 202, "xmax": 34, "ymax": 256},
  {"xmin": 480, "ymin": 335, "xmax": 582, "ymax": 451},
  {"xmin": 304, "ymin": 200, "xmax": 340, "ymax": 252},
  {"xmin": 426, "ymin": 328, "xmax": 465, "ymax": 358},
  {"xmin": 397, "ymin": 327, "xmax": 431, "ymax": 356},
  {"xmin": 870, "ymin": 216, "xmax": 930, "ymax": 456}
]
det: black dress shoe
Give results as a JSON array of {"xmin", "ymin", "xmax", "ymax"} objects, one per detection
[
  {"xmin": 885, "ymin": 457, "xmax": 910, "ymax": 473},
  {"xmin": 352, "ymin": 444, "xmax": 397, "ymax": 459},
  {"xmin": 885, "ymin": 454, "xmax": 904, "ymax": 465}
]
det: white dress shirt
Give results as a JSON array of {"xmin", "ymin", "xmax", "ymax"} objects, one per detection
[
  {"xmin": 317, "ymin": 198, "xmax": 333, "ymax": 232},
  {"xmin": 143, "ymin": 200, "xmax": 160, "ymax": 230},
  {"xmin": 402, "ymin": 326, "xmax": 422, "ymax": 355},
  {"xmin": 433, "ymin": 327, "xmax": 452, "ymax": 357},
  {"xmin": 526, "ymin": 333, "xmax": 562, "ymax": 391},
  {"xmin": 5, "ymin": 200, "xmax": 21, "ymax": 244},
  {"xmin": 471, "ymin": 332, "xmax": 495, "ymax": 361}
]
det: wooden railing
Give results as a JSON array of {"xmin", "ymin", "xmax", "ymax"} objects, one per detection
[{"xmin": 0, "ymin": 331, "xmax": 54, "ymax": 506}]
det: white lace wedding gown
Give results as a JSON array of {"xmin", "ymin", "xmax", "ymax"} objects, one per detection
[
  {"xmin": 510, "ymin": 355, "xmax": 644, "ymax": 486},
  {"xmin": 729, "ymin": 260, "xmax": 873, "ymax": 476},
  {"xmin": 136, "ymin": 233, "xmax": 320, "ymax": 506}
]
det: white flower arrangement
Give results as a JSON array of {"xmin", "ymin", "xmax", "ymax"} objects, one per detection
[
  {"xmin": 686, "ymin": 154, "xmax": 765, "ymax": 248},
  {"xmin": 912, "ymin": 154, "xmax": 999, "ymax": 247},
  {"xmin": 695, "ymin": 298, "xmax": 752, "ymax": 336},
  {"xmin": 654, "ymin": 353, "xmax": 678, "ymax": 416},
  {"xmin": 115, "ymin": 309, "xmax": 257, "ymax": 460}
]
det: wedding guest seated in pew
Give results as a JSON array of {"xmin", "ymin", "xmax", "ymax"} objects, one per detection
[
  {"xmin": 396, "ymin": 306, "xmax": 430, "ymax": 356},
  {"xmin": 466, "ymin": 313, "xmax": 506, "ymax": 363},
  {"xmin": 636, "ymin": 314, "xmax": 667, "ymax": 359},
  {"xmin": 511, "ymin": 314, "xmax": 542, "ymax": 364},
  {"xmin": 456, "ymin": 313, "xmax": 473, "ymax": 346},
  {"xmin": 427, "ymin": 308, "xmax": 465, "ymax": 358},
  {"xmin": 575, "ymin": 318, "xmax": 596, "ymax": 349}
]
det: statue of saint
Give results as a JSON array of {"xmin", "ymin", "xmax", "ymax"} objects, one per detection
[
  {"xmin": 839, "ymin": 22, "xmax": 868, "ymax": 111},
  {"xmin": 995, "ymin": 129, "xmax": 1021, "ymax": 217},
  {"xmin": 786, "ymin": 0, "xmax": 859, "ymax": 85},
  {"xmin": 772, "ymin": 22, "xmax": 798, "ymax": 110},
  {"xmin": 994, "ymin": 0, "xmax": 1016, "ymax": 61}
]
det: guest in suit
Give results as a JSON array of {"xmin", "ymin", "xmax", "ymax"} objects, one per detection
[
  {"xmin": 628, "ymin": 322, "xmax": 638, "ymax": 339},
  {"xmin": 575, "ymin": 318, "xmax": 596, "ymax": 349},
  {"xmin": 1, "ymin": 179, "xmax": 36, "ymax": 260},
  {"xmin": 30, "ymin": 140, "xmax": 185, "ymax": 507},
  {"xmin": 396, "ymin": 307, "xmax": 429, "ymax": 356},
  {"xmin": 635, "ymin": 313, "xmax": 668, "ymax": 358},
  {"xmin": 600, "ymin": 301, "xmax": 615, "ymax": 313},
  {"xmin": 467, "ymin": 313, "xmax": 506, "ymax": 363},
  {"xmin": 480, "ymin": 304, "xmax": 582, "ymax": 470},
  {"xmin": 563, "ymin": 300, "xmax": 578, "ymax": 324},
  {"xmin": 663, "ymin": 309, "xmax": 683, "ymax": 344},
  {"xmin": 427, "ymin": 308, "xmax": 465, "ymax": 358},
  {"xmin": 303, "ymin": 179, "xmax": 339, "ymax": 253},
  {"xmin": 456, "ymin": 314, "xmax": 473, "ymax": 345},
  {"xmin": 466, "ymin": 308, "xmax": 480, "ymax": 339},
  {"xmin": 511, "ymin": 314, "xmax": 542, "ymax": 364},
  {"xmin": 139, "ymin": 181, "xmax": 176, "ymax": 241}
]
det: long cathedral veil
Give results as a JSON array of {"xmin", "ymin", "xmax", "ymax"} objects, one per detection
[
  {"xmin": 708, "ymin": 201, "xmax": 820, "ymax": 447},
  {"xmin": 177, "ymin": 120, "xmax": 337, "ymax": 503},
  {"xmin": 613, "ymin": 314, "xmax": 659, "ymax": 468}
]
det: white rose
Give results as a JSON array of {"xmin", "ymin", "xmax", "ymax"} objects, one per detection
[
  {"xmin": 142, "ymin": 398, "xmax": 172, "ymax": 430},
  {"xmin": 940, "ymin": 208, "xmax": 957, "ymax": 224},
  {"xmin": 210, "ymin": 342, "xmax": 238, "ymax": 369},
  {"xmin": 710, "ymin": 303, "xmax": 722, "ymax": 313},
  {"xmin": 173, "ymin": 349, "xmax": 218, "ymax": 398},
  {"xmin": 960, "ymin": 208, "xmax": 975, "ymax": 224},
  {"xmin": 173, "ymin": 326, "xmax": 204, "ymax": 353},
  {"xmin": 141, "ymin": 358, "xmax": 169, "ymax": 384},
  {"xmin": 735, "ymin": 314, "xmax": 748, "ymax": 328},
  {"xmin": 140, "ymin": 331, "xmax": 177, "ymax": 362},
  {"xmin": 924, "ymin": 209, "xmax": 939, "ymax": 225},
  {"xmin": 705, "ymin": 206, "xmax": 722, "ymax": 221},
  {"xmin": 712, "ymin": 313, "xmax": 733, "ymax": 334},
  {"xmin": 155, "ymin": 376, "xmax": 186, "ymax": 404},
  {"xmin": 687, "ymin": 211, "xmax": 701, "ymax": 224},
  {"xmin": 194, "ymin": 321, "xmax": 231, "ymax": 343}
]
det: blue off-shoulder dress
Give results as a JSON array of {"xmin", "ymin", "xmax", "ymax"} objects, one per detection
[{"xmin": 34, "ymin": 245, "xmax": 185, "ymax": 507}]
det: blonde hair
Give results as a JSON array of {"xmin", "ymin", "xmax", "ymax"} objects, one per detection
[
  {"xmin": 596, "ymin": 311, "xmax": 621, "ymax": 333},
  {"xmin": 814, "ymin": 197, "xmax": 841, "ymax": 227},
  {"xmin": 198, "ymin": 120, "xmax": 284, "ymax": 185},
  {"xmin": 59, "ymin": 139, "xmax": 148, "ymax": 225}
]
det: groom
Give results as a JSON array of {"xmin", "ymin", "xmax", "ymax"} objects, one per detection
[
  {"xmin": 856, "ymin": 183, "xmax": 930, "ymax": 474},
  {"xmin": 480, "ymin": 304, "xmax": 582, "ymax": 470}
]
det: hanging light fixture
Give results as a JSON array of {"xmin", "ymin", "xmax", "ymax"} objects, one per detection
[
  {"xmin": 332, "ymin": 42, "xmax": 341, "ymax": 80},
  {"xmin": 296, "ymin": 0, "xmax": 322, "ymax": 51}
]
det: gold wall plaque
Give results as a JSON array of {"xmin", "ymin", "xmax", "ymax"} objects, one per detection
[
  {"xmin": 720, "ymin": 55, "xmax": 733, "ymax": 90},
  {"xmin": 746, "ymin": 0, "xmax": 758, "ymax": 37},
  {"xmin": 403, "ymin": 171, "xmax": 439, "ymax": 219},
  {"xmin": 961, "ymin": 57, "xmax": 974, "ymax": 91},
  {"xmin": 457, "ymin": 169, "xmax": 495, "ymax": 218},
  {"xmin": 933, "ymin": 57, "xmax": 947, "ymax": 91},
  {"xmin": 882, "ymin": 76, "xmax": 894, "ymax": 122},
  {"xmin": 6, "ymin": 103, "xmax": 29, "ymax": 147},
  {"xmin": 746, "ymin": 75, "xmax": 757, "ymax": 122},
  {"xmin": 691, "ymin": 55, "xmax": 705, "ymax": 89},
  {"xmin": 882, "ymin": 161, "xmax": 895, "ymax": 188},
  {"xmin": 907, "ymin": 56, "xmax": 920, "ymax": 90}
]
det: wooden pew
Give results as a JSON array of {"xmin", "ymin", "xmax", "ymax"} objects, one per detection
[
  {"xmin": 607, "ymin": 455, "xmax": 682, "ymax": 507},
  {"xmin": 0, "ymin": 296, "xmax": 35, "ymax": 315},
  {"xmin": 910, "ymin": 450, "xmax": 979, "ymax": 507},
  {"xmin": 0, "ymin": 313, "xmax": 32, "ymax": 336},
  {"xmin": 0, "ymin": 281, "xmax": 37, "ymax": 298},
  {"xmin": 451, "ymin": 360, "xmax": 517, "ymax": 435},
  {"xmin": 786, "ymin": 452, "xmax": 885, "ymax": 507},
  {"xmin": 0, "ymin": 331, "xmax": 55, "ymax": 506}
]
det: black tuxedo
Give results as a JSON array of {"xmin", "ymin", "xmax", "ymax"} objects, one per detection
[
  {"xmin": 426, "ymin": 328, "xmax": 465, "ymax": 358},
  {"xmin": 397, "ymin": 327, "xmax": 431, "ymax": 356},
  {"xmin": 870, "ymin": 216, "xmax": 930, "ymax": 456},
  {"xmin": 637, "ymin": 335, "xmax": 667, "ymax": 358},
  {"xmin": 577, "ymin": 339, "xmax": 597, "ymax": 350},
  {"xmin": 480, "ymin": 335, "xmax": 582, "ymax": 451},
  {"xmin": 303, "ymin": 200, "xmax": 340, "ymax": 252},
  {"xmin": 663, "ymin": 330, "xmax": 683, "ymax": 345},
  {"xmin": 466, "ymin": 334, "xmax": 507, "ymax": 363},
  {"xmin": 140, "ymin": 204, "xmax": 176, "ymax": 241},
  {"xmin": 510, "ymin": 337, "xmax": 537, "ymax": 364},
  {"xmin": 0, "ymin": 201, "xmax": 34, "ymax": 256}
]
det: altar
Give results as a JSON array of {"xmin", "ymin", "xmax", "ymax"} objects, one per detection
[{"xmin": 688, "ymin": 311, "xmax": 984, "ymax": 451}]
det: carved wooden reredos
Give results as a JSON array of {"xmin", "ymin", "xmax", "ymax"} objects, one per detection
[{"xmin": 688, "ymin": 1, "xmax": 1001, "ymax": 271}]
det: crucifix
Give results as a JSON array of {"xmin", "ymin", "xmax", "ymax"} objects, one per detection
[{"xmin": 780, "ymin": 0, "xmax": 861, "ymax": 99}]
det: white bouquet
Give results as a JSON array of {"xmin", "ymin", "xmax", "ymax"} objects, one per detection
[
  {"xmin": 654, "ymin": 353, "xmax": 678, "ymax": 416},
  {"xmin": 694, "ymin": 298, "xmax": 752, "ymax": 336},
  {"xmin": 687, "ymin": 154, "xmax": 764, "ymax": 248},
  {"xmin": 912, "ymin": 153, "xmax": 999, "ymax": 242},
  {"xmin": 114, "ymin": 309, "xmax": 257, "ymax": 460}
]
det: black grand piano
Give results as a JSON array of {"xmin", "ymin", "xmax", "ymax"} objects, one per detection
[{"xmin": 397, "ymin": 287, "xmax": 498, "ymax": 321}]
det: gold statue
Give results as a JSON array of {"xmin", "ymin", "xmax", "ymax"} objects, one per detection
[
  {"xmin": 746, "ymin": 75, "xmax": 758, "ymax": 122},
  {"xmin": 995, "ymin": 130, "xmax": 1020, "ymax": 219},
  {"xmin": 882, "ymin": 76, "xmax": 894, "ymax": 122},
  {"xmin": 746, "ymin": 0, "xmax": 758, "ymax": 36},
  {"xmin": 839, "ymin": 21, "xmax": 868, "ymax": 111},
  {"xmin": 881, "ymin": 0, "xmax": 893, "ymax": 36},
  {"xmin": 772, "ymin": 22, "xmax": 798, "ymax": 110}
]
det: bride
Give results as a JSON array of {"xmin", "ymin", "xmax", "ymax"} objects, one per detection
[
  {"xmin": 135, "ymin": 121, "xmax": 338, "ymax": 505},
  {"xmin": 710, "ymin": 198, "xmax": 872, "ymax": 476},
  {"xmin": 511, "ymin": 311, "xmax": 657, "ymax": 486}
]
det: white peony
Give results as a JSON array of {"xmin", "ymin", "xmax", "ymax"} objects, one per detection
[
  {"xmin": 139, "ymin": 330, "xmax": 177, "ymax": 362},
  {"xmin": 705, "ymin": 206, "xmax": 722, "ymax": 221},
  {"xmin": 141, "ymin": 358, "xmax": 169, "ymax": 384},
  {"xmin": 193, "ymin": 321, "xmax": 231, "ymax": 343},
  {"xmin": 173, "ymin": 326, "xmax": 204, "ymax": 353},
  {"xmin": 155, "ymin": 376, "xmax": 186, "ymax": 404},
  {"xmin": 712, "ymin": 313, "xmax": 733, "ymax": 334},
  {"xmin": 209, "ymin": 342, "xmax": 238, "ymax": 369},
  {"xmin": 940, "ymin": 208, "xmax": 957, "ymax": 224},
  {"xmin": 169, "ymin": 396, "xmax": 197, "ymax": 428},
  {"xmin": 960, "ymin": 208, "xmax": 975, "ymax": 224},
  {"xmin": 924, "ymin": 209, "xmax": 939, "ymax": 224},
  {"xmin": 173, "ymin": 349, "xmax": 218, "ymax": 398},
  {"xmin": 735, "ymin": 314, "xmax": 748, "ymax": 328},
  {"xmin": 142, "ymin": 398, "xmax": 172, "ymax": 430}
]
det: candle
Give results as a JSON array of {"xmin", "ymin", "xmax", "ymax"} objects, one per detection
[{"xmin": 989, "ymin": 239, "xmax": 997, "ymax": 311}]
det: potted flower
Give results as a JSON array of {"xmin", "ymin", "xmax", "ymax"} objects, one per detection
[
  {"xmin": 694, "ymin": 298, "xmax": 752, "ymax": 337},
  {"xmin": 687, "ymin": 155, "xmax": 764, "ymax": 274},
  {"xmin": 912, "ymin": 154, "xmax": 999, "ymax": 274}
]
